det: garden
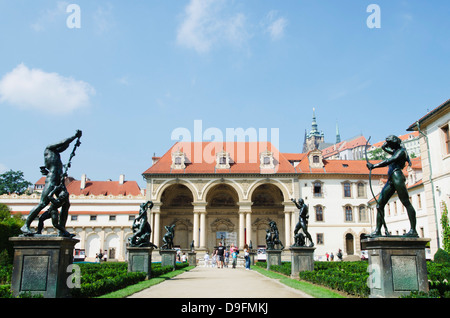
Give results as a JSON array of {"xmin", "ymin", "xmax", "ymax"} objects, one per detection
[
  {"xmin": 0, "ymin": 260, "xmax": 191, "ymax": 298},
  {"xmin": 254, "ymin": 249, "xmax": 450, "ymax": 298}
]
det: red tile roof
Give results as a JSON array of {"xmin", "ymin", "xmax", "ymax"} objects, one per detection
[
  {"xmin": 143, "ymin": 142, "xmax": 388, "ymax": 177},
  {"xmin": 143, "ymin": 142, "xmax": 297, "ymax": 174},
  {"xmin": 35, "ymin": 177, "xmax": 142, "ymax": 196},
  {"xmin": 322, "ymin": 135, "xmax": 368, "ymax": 158}
]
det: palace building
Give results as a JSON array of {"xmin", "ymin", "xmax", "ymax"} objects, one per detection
[{"xmin": 142, "ymin": 141, "xmax": 389, "ymax": 260}]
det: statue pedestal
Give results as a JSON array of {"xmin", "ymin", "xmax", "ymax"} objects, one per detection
[
  {"xmin": 127, "ymin": 246, "xmax": 154, "ymax": 278},
  {"xmin": 249, "ymin": 251, "xmax": 256, "ymax": 266},
  {"xmin": 289, "ymin": 246, "xmax": 315, "ymax": 278},
  {"xmin": 188, "ymin": 251, "xmax": 196, "ymax": 266},
  {"xmin": 266, "ymin": 249, "xmax": 282, "ymax": 270},
  {"xmin": 9, "ymin": 236, "xmax": 79, "ymax": 298},
  {"xmin": 361, "ymin": 237, "xmax": 430, "ymax": 298},
  {"xmin": 159, "ymin": 249, "xmax": 177, "ymax": 269}
]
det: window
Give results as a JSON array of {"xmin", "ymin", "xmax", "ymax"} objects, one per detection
[
  {"xmin": 313, "ymin": 155, "xmax": 320, "ymax": 163},
  {"xmin": 175, "ymin": 157, "xmax": 181, "ymax": 165},
  {"xmin": 90, "ymin": 215, "xmax": 97, "ymax": 221},
  {"xmin": 345, "ymin": 206, "xmax": 353, "ymax": 222},
  {"xmin": 343, "ymin": 182, "xmax": 351, "ymax": 197},
  {"xmin": 129, "ymin": 215, "xmax": 135, "ymax": 221},
  {"xmin": 357, "ymin": 183, "xmax": 365, "ymax": 198},
  {"xmin": 263, "ymin": 156, "xmax": 271, "ymax": 165},
  {"xmin": 359, "ymin": 206, "xmax": 368, "ymax": 222},
  {"xmin": 219, "ymin": 156, "xmax": 227, "ymax": 165},
  {"xmin": 316, "ymin": 233, "xmax": 324, "ymax": 245},
  {"xmin": 417, "ymin": 194, "xmax": 422, "ymax": 209},
  {"xmin": 71, "ymin": 215, "xmax": 78, "ymax": 221},
  {"xmin": 442, "ymin": 124, "xmax": 450, "ymax": 155},
  {"xmin": 315, "ymin": 205, "xmax": 324, "ymax": 221},
  {"xmin": 313, "ymin": 182, "xmax": 322, "ymax": 197},
  {"xmin": 109, "ymin": 215, "xmax": 116, "ymax": 221}
]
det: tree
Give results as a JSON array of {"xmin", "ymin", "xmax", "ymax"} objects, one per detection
[
  {"xmin": 0, "ymin": 203, "xmax": 24, "ymax": 263},
  {"xmin": 369, "ymin": 147, "xmax": 389, "ymax": 160},
  {"xmin": 441, "ymin": 201, "xmax": 450, "ymax": 253},
  {"xmin": 0, "ymin": 170, "xmax": 32, "ymax": 195}
]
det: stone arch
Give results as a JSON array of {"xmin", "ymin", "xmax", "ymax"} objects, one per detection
[
  {"xmin": 160, "ymin": 184, "xmax": 194, "ymax": 210},
  {"xmin": 201, "ymin": 178, "xmax": 245, "ymax": 203},
  {"xmin": 247, "ymin": 179, "xmax": 291, "ymax": 203},
  {"xmin": 104, "ymin": 232, "xmax": 119, "ymax": 260},
  {"xmin": 153, "ymin": 178, "xmax": 199, "ymax": 202},
  {"xmin": 85, "ymin": 232, "xmax": 100, "ymax": 259},
  {"xmin": 343, "ymin": 229, "xmax": 357, "ymax": 255},
  {"xmin": 205, "ymin": 183, "xmax": 240, "ymax": 208}
]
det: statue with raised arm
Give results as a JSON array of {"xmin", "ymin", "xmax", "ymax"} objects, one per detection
[
  {"xmin": 21, "ymin": 130, "xmax": 82, "ymax": 237},
  {"xmin": 366, "ymin": 135, "xmax": 418, "ymax": 237},
  {"xmin": 268, "ymin": 220, "xmax": 284, "ymax": 250},
  {"xmin": 161, "ymin": 224, "xmax": 176, "ymax": 249},
  {"xmin": 291, "ymin": 198, "xmax": 314, "ymax": 247},
  {"xmin": 129, "ymin": 201, "xmax": 157, "ymax": 248}
]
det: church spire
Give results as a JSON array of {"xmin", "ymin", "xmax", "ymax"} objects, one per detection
[{"xmin": 336, "ymin": 122, "xmax": 341, "ymax": 144}]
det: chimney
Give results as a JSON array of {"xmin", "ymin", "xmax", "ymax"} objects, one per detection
[
  {"xmin": 81, "ymin": 174, "xmax": 87, "ymax": 190},
  {"xmin": 119, "ymin": 174, "xmax": 125, "ymax": 185}
]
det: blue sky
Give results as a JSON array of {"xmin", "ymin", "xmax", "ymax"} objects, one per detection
[{"xmin": 0, "ymin": 0, "xmax": 449, "ymax": 188}]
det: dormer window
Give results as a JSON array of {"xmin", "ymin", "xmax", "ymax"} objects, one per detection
[
  {"xmin": 308, "ymin": 149, "xmax": 323, "ymax": 169},
  {"xmin": 216, "ymin": 150, "xmax": 232, "ymax": 169},
  {"xmin": 171, "ymin": 150, "xmax": 186, "ymax": 170},
  {"xmin": 260, "ymin": 150, "xmax": 275, "ymax": 169}
]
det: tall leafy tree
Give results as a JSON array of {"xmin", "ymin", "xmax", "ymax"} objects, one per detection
[{"xmin": 0, "ymin": 170, "xmax": 32, "ymax": 195}]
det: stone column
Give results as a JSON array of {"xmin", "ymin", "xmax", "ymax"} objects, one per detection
[
  {"xmin": 283, "ymin": 201, "xmax": 297, "ymax": 247},
  {"xmin": 238, "ymin": 202, "xmax": 252, "ymax": 249},
  {"xmin": 153, "ymin": 209, "xmax": 161, "ymax": 248},
  {"xmin": 193, "ymin": 202, "xmax": 207, "ymax": 249}
]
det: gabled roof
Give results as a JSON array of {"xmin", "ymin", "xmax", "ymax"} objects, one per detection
[
  {"xmin": 35, "ymin": 177, "xmax": 142, "ymax": 196},
  {"xmin": 407, "ymin": 99, "xmax": 450, "ymax": 131},
  {"xmin": 67, "ymin": 180, "xmax": 142, "ymax": 196},
  {"xmin": 143, "ymin": 142, "xmax": 297, "ymax": 175},
  {"xmin": 322, "ymin": 135, "xmax": 367, "ymax": 158}
]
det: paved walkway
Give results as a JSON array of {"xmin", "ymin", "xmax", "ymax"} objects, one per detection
[{"xmin": 128, "ymin": 266, "xmax": 312, "ymax": 298}]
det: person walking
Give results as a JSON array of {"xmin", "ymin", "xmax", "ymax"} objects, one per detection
[
  {"xmin": 244, "ymin": 244, "xmax": 250, "ymax": 270},
  {"xmin": 215, "ymin": 242, "xmax": 225, "ymax": 269},
  {"xmin": 204, "ymin": 251, "xmax": 210, "ymax": 267}
]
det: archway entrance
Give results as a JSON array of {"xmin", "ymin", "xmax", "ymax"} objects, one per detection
[
  {"xmin": 206, "ymin": 184, "xmax": 239, "ymax": 251},
  {"xmin": 251, "ymin": 183, "xmax": 284, "ymax": 248},
  {"xmin": 160, "ymin": 184, "xmax": 194, "ymax": 249},
  {"xmin": 345, "ymin": 233, "xmax": 354, "ymax": 255}
]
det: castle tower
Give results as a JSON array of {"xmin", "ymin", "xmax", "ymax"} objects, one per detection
[{"xmin": 303, "ymin": 108, "xmax": 325, "ymax": 152}]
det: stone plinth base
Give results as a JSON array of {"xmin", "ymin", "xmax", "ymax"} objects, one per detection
[
  {"xmin": 249, "ymin": 251, "xmax": 256, "ymax": 266},
  {"xmin": 188, "ymin": 252, "xmax": 196, "ymax": 266},
  {"xmin": 9, "ymin": 236, "xmax": 79, "ymax": 298},
  {"xmin": 289, "ymin": 246, "xmax": 315, "ymax": 278},
  {"xmin": 266, "ymin": 249, "xmax": 282, "ymax": 270},
  {"xmin": 127, "ymin": 246, "xmax": 154, "ymax": 278},
  {"xmin": 159, "ymin": 249, "xmax": 177, "ymax": 269},
  {"xmin": 361, "ymin": 237, "xmax": 430, "ymax": 298}
]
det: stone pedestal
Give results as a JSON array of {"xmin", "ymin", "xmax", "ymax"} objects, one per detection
[
  {"xmin": 159, "ymin": 249, "xmax": 177, "ymax": 269},
  {"xmin": 127, "ymin": 246, "xmax": 154, "ymax": 278},
  {"xmin": 361, "ymin": 237, "xmax": 430, "ymax": 298},
  {"xmin": 188, "ymin": 251, "xmax": 196, "ymax": 266},
  {"xmin": 266, "ymin": 249, "xmax": 282, "ymax": 270},
  {"xmin": 249, "ymin": 251, "xmax": 256, "ymax": 266},
  {"xmin": 9, "ymin": 236, "xmax": 79, "ymax": 298},
  {"xmin": 290, "ymin": 246, "xmax": 315, "ymax": 278}
]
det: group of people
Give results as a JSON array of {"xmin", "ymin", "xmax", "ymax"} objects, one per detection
[
  {"xmin": 95, "ymin": 250, "xmax": 108, "ymax": 263},
  {"xmin": 325, "ymin": 249, "xmax": 343, "ymax": 262},
  {"xmin": 203, "ymin": 242, "xmax": 251, "ymax": 270}
]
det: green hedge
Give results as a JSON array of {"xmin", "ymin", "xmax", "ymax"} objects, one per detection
[
  {"xmin": 257, "ymin": 260, "xmax": 450, "ymax": 298},
  {"xmin": 71, "ymin": 262, "xmax": 190, "ymax": 298}
]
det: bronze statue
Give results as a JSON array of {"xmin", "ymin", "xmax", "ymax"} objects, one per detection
[
  {"xmin": 21, "ymin": 130, "xmax": 82, "ymax": 237},
  {"xmin": 129, "ymin": 201, "xmax": 157, "ymax": 248},
  {"xmin": 291, "ymin": 198, "xmax": 314, "ymax": 247},
  {"xmin": 161, "ymin": 224, "xmax": 176, "ymax": 249},
  {"xmin": 266, "ymin": 220, "xmax": 284, "ymax": 250},
  {"xmin": 366, "ymin": 135, "xmax": 418, "ymax": 237}
]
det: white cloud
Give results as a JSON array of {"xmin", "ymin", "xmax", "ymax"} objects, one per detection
[
  {"xmin": 31, "ymin": 1, "xmax": 68, "ymax": 32},
  {"xmin": 0, "ymin": 64, "xmax": 95, "ymax": 114},
  {"xmin": 264, "ymin": 11, "xmax": 287, "ymax": 41},
  {"xmin": 176, "ymin": 0, "xmax": 250, "ymax": 53}
]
